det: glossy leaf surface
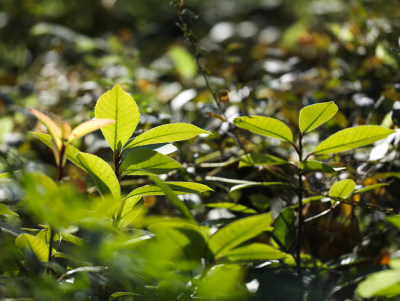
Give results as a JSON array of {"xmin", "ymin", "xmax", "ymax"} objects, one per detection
[
  {"xmin": 299, "ymin": 160, "xmax": 336, "ymax": 173},
  {"xmin": 239, "ymin": 153, "xmax": 288, "ymax": 168},
  {"xmin": 223, "ymin": 243, "xmax": 286, "ymax": 262},
  {"xmin": 329, "ymin": 179, "xmax": 356, "ymax": 199},
  {"xmin": 299, "ymin": 101, "xmax": 338, "ymax": 133},
  {"xmin": 234, "ymin": 116, "xmax": 293, "ymax": 142}
]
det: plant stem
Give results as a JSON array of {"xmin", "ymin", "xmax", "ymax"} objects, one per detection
[
  {"xmin": 296, "ymin": 132, "xmax": 304, "ymax": 284},
  {"xmin": 113, "ymin": 151, "xmax": 121, "ymax": 180}
]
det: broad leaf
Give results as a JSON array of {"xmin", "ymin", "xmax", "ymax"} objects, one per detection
[
  {"xmin": 30, "ymin": 108, "xmax": 62, "ymax": 150},
  {"xmin": 299, "ymin": 160, "xmax": 336, "ymax": 173},
  {"xmin": 356, "ymin": 270, "xmax": 400, "ymax": 298},
  {"xmin": 95, "ymin": 85, "xmax": 140, "ymax": 151},
  {"xmin": 299, "ymin": 101, "xmax": 338, "ymax": 133},
  {"xmin": 239, "ymin": 153, "xmax": 288, "ymax": 168},
  {"xmin": 209, "ymin": 213, "xmax": 272, "ymax": 257},
  {"xmin": 223, "ymin": 243, "xmax": 286, "ymax": 262},
  {"xmin": 15, "ymin": 233, "xmax": 54, "ymax": 262},
  {"xmin": 76, "ymin": 152, "xmax": 120, "ymax": 200},
  {"xmin": 272, "ymin": 207, "xmax": 295, "ymax": 250},
  {"xmin": 121, "ymin": 149, "xmax": 181, "ymax": 176},
  {"xmin": 32, "ymin": 132, "xmax": 83, "ymax": 169},
  {"xmin": 125, "ymin": 123, "xmax": 210, "ymax": 149},
  {"xmin": 313, "ymin": 126, "xmax": 395, "ymax": 155},
  {"xmin": 67, "ymin": 118, "xmax": 115, "ymax": 143},
  {"xmin": 118, "ymin": 196, "xmax": 143, "ymax": 229},
  {"xmin": 126, "ymin": 181, "xmax": 213, "ymax": 199},
  {"xmin": 206, "ymin": 203, "xmax": 256, "ymax": 214},
  {"xmin": 234, "ymin": 116, "xmax": 293, "ymax": 143},
  {"xmin": 230, "ymin": 182, "xmax": 292, "ymax": 193},
  {"xmin": 329, "ymin": 179, "xmax": 356, "ymax": 200}
]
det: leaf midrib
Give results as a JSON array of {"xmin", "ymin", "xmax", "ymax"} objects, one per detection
[
  {"xmin": 237, "ymin": 119, "xmax": 291, "ymax": 142},
  {"xmin": 302, "ymin": 103, "xmax": 332, "ymax": 133}
]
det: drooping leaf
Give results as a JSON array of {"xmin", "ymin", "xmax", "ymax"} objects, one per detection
[
  {"xmin": 118, "ymin": 196, "xmax": 143, "ymax": 229},
  {"xmin": 206, "ymin": 203, "xmax": 257, "ymax": 214},
  {"xmin": 272, "ymin": 207, "xmax": 295, "ymax": 250},
  {"xmin": 67, "ymin": 118, "xmax": 115, "ymax": 143},
  {"xmin": 233, "ymin": 116, "xmax": 293, "ymax": 143},
  {"xmin": 230, "ymin": 182, "xmax": 292, "ymax": 193},
  {"xmin": 121, "ymin": 149, "xmax": 181, "ymax": 176},
  {"xmin": 209, "ymin": 213, "xmax": 272, "ymax": 257},
  {"xmin": 95, "ymin": 85, "xmax": 140, "ymax": 151},
  {"xmin": 312, "ymin": 126, "xmax": 395, "ymax": 155},
  {"xmin": 32, "ymin": 132, "xmax": 83, "ymax": 169},
  {"xmin": 299, "ymin": 160, "xmax": 336, "ymax": 173},
  {"xmin": 125, "ymin": 123, "xmax": 210, "ymax": 149},
  {"xmin": 353, "ymin": 183, "xmax": 389, "ymax": 194},
  {"xmin": 356, "ymin": 269, "xmax": 400, "ymax": 298},
  {"xmin": 76, "ymin": 152, "xmax": 120, "ymax": 200},
  {"xmin": 126, "ymin": 181, "xmax": 213, "ymax": 199},
  {"xmin": 239, "ymin": 153, "xmax": 288, "ymax": 168},
  {"xmin": 0, "ymin": 203, "xmax": 18, "ymax": 216},
  {"xmin": 223, "ymin": 243, "xmax": 286, "ymax": 262},
  {"xmin": 30, "ymin": 108, "xmax": 62, "ymax": 150},
  {"xmin": 329, "ymin": 179, "xmax": 356, "ymax": 200},
  {"xmin": 299, "ymin": 101, "xmax": 338, "ymax": 133},
  {"xmin": 149, "ymin": 176, "xmax": 195, "ymax": 221},
  {"xmin": 15, "ymin": 233, "xmax": 54, "ymax": 262}
]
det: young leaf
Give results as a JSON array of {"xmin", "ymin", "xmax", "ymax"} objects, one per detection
[
  {"xmin": 209, "ymin": 213, "xmax": 272, "ymax": 258},
  {"xmin": 30, "ymin": 108, "xmax": 62, "ymax": 150},
  {"xmin": 312, "ymin": 125, "xmax": 395, "ymax": 155},
  {"xmin": 222, "ymin": 243, "xmax": 286, "ymax": 262},
  {"xmin": 125, "ymin": 123, "xmax": 211, "ymax": 149},
  {"xmin": 206, "ymin": 203, "xmax": 257, "ymax": 214},
  {"xmin": 233, "ymin": 116, "xmax": 293, "ymax": 143},
  {"xmin": 76, "ymin": 152, "xmax": 120, "ymax": 200},
  {"xmin": 299, "ymin": 160, "xmax": 336, "ymax": 173},
  {"xmin": 329, "ymin": 179, "xmax": 356, "ymax": 199},
  {"xmin": 15, "ymin": 233, "xmax": 54, "ymax": 262},
  {"xmin": 125, "ymin": 181, "xmax": 213, "ymax": 199},
  {"xmin": 239, "ymin": 153, "xmax": 288, "ymax": 168},
  {"xmin": 299, "ymin": 101, "xmax": 338, "ymax": 133},
  {"xmin": 67, "ymin": 118, "xmax": 115, "ymax": 143},
  {"xmin": 230, "ymin": 182, "xmax": 292, "ymax": 193},
  {"xmin": 121, "ymin": 149, "xmax": 181, "ymax": 176},
  {"xmin": 95, "ymin": 85, "xmax": 140, "ymax": 151}
]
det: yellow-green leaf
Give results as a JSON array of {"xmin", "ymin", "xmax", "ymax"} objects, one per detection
[
  {"xmin": 299, "ymin": 101, "xmax": 338, "ymax": 133},
  {"xmin": 30, "ymin": 108, "xmax": 62, "ymax": 150},
  {"xmin": 239, "ymin": 153, "xmax": 288, "ymax": 168},
  {"xmin": 76, "ymin": 152, "xmax": 120, "ymax": 200},
  {"xmin": 356, "ymin": 270, "xmax": 400, "ymax": 298},
  {"xmin": 223, "ymin": 243, "xmax": 286, "ymax": 262},
  {"xmin": 67, "ymin": 118, "xmax": 115, "ymax": 143},
  {"xmin": 121, "ymin": 149, "xmax": 181, "ymax": 176},
  {"xmin": 234, "ymin": 116, "xmax": 293, "ymax": 143},
  {"xmin": 329, "ymin": 179, "xmax": 356, "ymax": 200},
  {"xmin": 0, "ymin": 203, "xmax": 18, "ymax": 216},
  {"xmin": 125, "ymin": 123, "xmax": 211, "ymax": 149},
  {"xmin": 95, "ymin": 85, "xmax": 140, "ymax": 151},
  {"xmin": 299, "ymin": 160, "xmax": 336, "ymax": 173},
  {"xmin": 313, "ymin": 125, "xmax": 395, "ymax": 155},
  {"xmin": 15, "ymin": 233, "xmax": 54, "ymax": 262}
]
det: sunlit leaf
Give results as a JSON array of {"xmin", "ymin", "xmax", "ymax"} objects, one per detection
[
  {"xmin": 76, "ymin": 152, "xmax": 120, "ymax": 200},
  {"xmin": 67, "ymin": 118, "xmax": 115, "ymax": 143},
  {"xmin": 353, "ymin": 183, "xmax": 389, "ymax": 194},
  {"xmin": 230, "ymin": 182, "xmax": 292, "ymax": 193},
  {"xmin": 15, "ymin": 233, "xmax": 54, "ymax": 262},
  {"xmin": 329, "ymin": 179, "xmax": 356, "ymax": 200},
  {"xmin": 121, "ymin": 149, "xmax": 181, "ymax": 176},
  {"xmin": 95, "ymin": 85, "xmax": 140, "ymax": 151},
  {"xmin": 168, "ymin": 45, "xmax": 198, "ymax": 79},
  {"xmin": 299, "ymin": 160, "xmax": 336, "ymax": 173},
  {"xmin": 126, "ymin": 181, "xmax": 213, "ymax": 199},
  {"xmin": 312, "ymin": 126, "xmax": 395, "ymax": 155},
  {"xmin": 109, "ymin": 292, "xmax": 140, "ymax": 300},
  {"xmin": 239, "ymin": 153, "xmax": 288, "ymax": 168},
  {"xmin": 30, "ymin": 108, "xmax": 62, "ymax": 150},
  {"xmin": 118, "ymin": 196, "xmax": 143, "ymax": 229},
  {"xmin": 356, "ymin": 269, "xmax": 400, "ymax": 298},
  {"xmin": 223, "ymin": 243, "xmax": 286, "ymax": 262},
  {"xmin": 234, "ymin": 116, "xmax": 293, "ymax": 143},
  {"xmin": 209, "ymin": 213, "xmax": 272, "ymax": 257},
  {"xmin": 0, "ymin": 203, "xmax": 18, "ymax": 216},
  {"xmin": 206, "ymin": 203, "xmax": 256, "ymax": 214},
  {"xmin": 125, "ymin": 123, "xmax": 211, "ymax": 149},
  {"xmin": 299, "ymin": 101, "xmax": 338, "ymax": 133}
]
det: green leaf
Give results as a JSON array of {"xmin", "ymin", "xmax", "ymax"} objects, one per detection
[
  {"xmin": 312, "ymin": 126, "xmax": 395, "ymax": 155},
  {"xmin": 230, "ymin": 182, "xmax": 292, "ymax": 193},
  {"xmin": 234, "ymin": 116, "xmax": 293, "ymax": 143},
  {"xmin": 125, "ymin": 123, "xmax": 210, "ymax": 149},
  {"xmin": 329, "ymin": 179, "xmax": 356, "ymax": 200},
  {"xmin": 353, "ymin": 183, "xmax": 389, "ymax": 194},
  {"xmin": 272, "ymin": 207, "xmax": 295, "ymax": 250},
  {"xmin": 15, "ymin": 233, "xmax": 54, "ymax": 262},
  {"xmin": 168, "ymin": 45, "xmax": 198, "ymax": 79},
  {"xmin": 239, "ymin": 153, "xmax": 288, "ymax": 168},
  {"xmin": 356, "ymin": 269, "xmax": 400, "ymax": 298},
  {"xmin": 95, "ymin": 85, "xmax": 140, "ymax": 151},
  {"xmin": 150, "ymin": 176, "xmax": 195, "ymax": 221},
  {"xmin": 299, "ymin": 101, "xmax": 338, "ymax": 133},
  {"xmin": 118, "ymin": 196, "xmax": 143, "ymax": 229},
  {"xmin": 209, "ymin": 213, "xmax": 272, "ymax": 258},
  {"xmin": 76, "ymin": 152, "xmax": 120, "ymax": 200},
  {"xmin": 32, "ymin": 132, "xmax": 83, "ymax": 169},
  {"xmin": 223, "ymin": 243, "xmax": 286, "ymax": 262},
  {"xmin": 299, "ymin": 160, "xmax": 336, "ymax": 173},
  {"xmin": 206, "ymin": 203, "xmax": 257, "ymax": 214},
  {"xmin": 109, "ymin": 292, "xmax": 140, "ymax": 300},
  {"xmin": 0, "ymin": 203, "xmax": 18, "ymax": 216},
  {"xmin": 125, "ymin": 181, "xmax": 213, "ymax": 199},
  {"xmin": 121, "ymin": 149, "xmax": 181, "ymax": 176}
]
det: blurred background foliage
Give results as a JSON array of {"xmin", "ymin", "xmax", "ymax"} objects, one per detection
[{"xmin": 1, "ymin": 0, "xmax": 400, "ymax": 300}]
